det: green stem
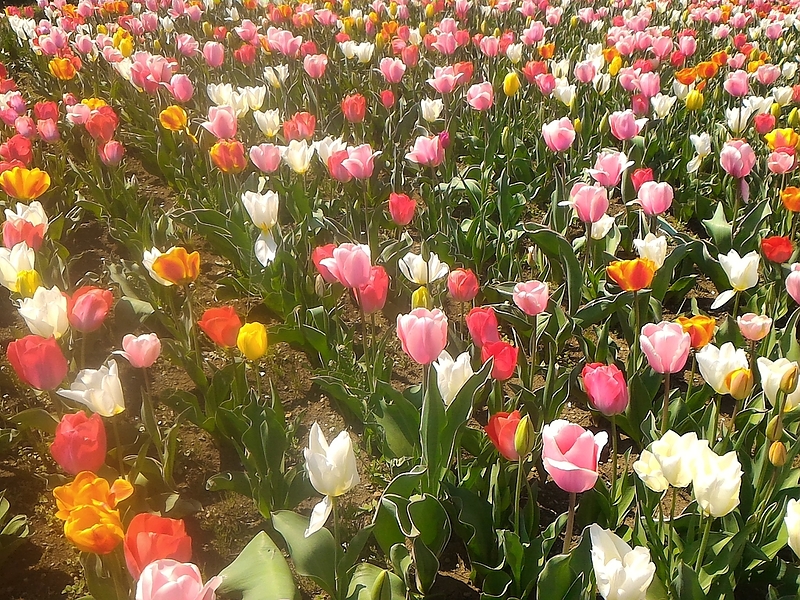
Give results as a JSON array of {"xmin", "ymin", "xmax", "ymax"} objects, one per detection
[
  {"xmin": 332, "ymin": 496, "xmax": 341, "ymax": 596},
  {"xmin": 611, "ymin": 416, "xmax": 618, "ymax": 497},
  {"xmin": 732, "ymin": 292, "xmax": 741, "ymax": 321},
  {"xmin": 142, "ymin": 368, "xmax": 163, "ymax": 462},
  {"xmin": 529, "ymin": 316, "xmax": 538, "ymax": 391},
  {"xmin": 668, "ymin": 487, "xmax": 677, "ymax": 577},
  {"xmin": 81, "ymin": 331, "xmax": 88, "ymax": 370},
  {"xmin": 710, "ymin": 394, "xmax": 720, "ymax": 446},
  {"xmin": 661, "ymin": 371, "xmax": 671, "ymax": 435},
  {"xmin": 562, "ymin": 492, "xmax": 577, "ymax": 554},
  {"xmin": 111, "ymin": 416, "xmax": 126, "ymax": 478},
  {"xmin": 514, "ymin": 456, "xmax": 524, "ymax": 534},
  {"xmin": 632, "ymin": 290, "xmax": 640, "ymax": 370},
  {"xmin": 694, "ymin": 516, "xmax": 713, "ymax": 572},
  {"xmin": 685, "ymin": 354, "xmax": 696, "ymax": 402}
]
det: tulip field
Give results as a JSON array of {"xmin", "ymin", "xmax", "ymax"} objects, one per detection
[{"xmin": 6, "ymin": 0, "xmax": 800, "ymax": 597}]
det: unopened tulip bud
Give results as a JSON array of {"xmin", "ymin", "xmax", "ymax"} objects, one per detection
[
  {"xmin": 315, "ymin": 274, "xmax": 327, "ymax": 297},
  {"xmin": 419, "ymin": 22, "xmax": 427, "ymax": 36},
  {"xmin": 574, "ymin": 118, "xmax": 582, "ymax": 134},
  {"xmin": 503, "ymin": 72, "xmax": 521, "ymax": 96},
  {"xmin": 771, "ymin": 103, "xmax": 782, "ymax": 118},
  {"xmin": 342, "ymin": 0, "xmax": 350, "ymax": 11},
  {"xmin": 424, "ymin": 3, "xmax": 434, "ymax": 17},
  {"xmin": 770, "ymin": 441, "xmax": 787, "ymax": 467},
  {"xmin": 202, "ymin": 21, "xmax": 212, "ymax": 36},
  {"xmin": 514, "ymin": 414, "xmax": 535, "ymax": 457},
  {"xmin": 767, "ymin": 415, "xmax": 783, "ymax": 441},
  {"xmin": 501, "ymin": 126, "xmax": 512, "ymax": 156},
  {"xmin": 780, "ymin": 364, "xmax": 799, "ymax": 394},
  {"xmin": 789, "ymin": 108, "xmax": 800, "ymax": 128},
  {"xmin": 725, "ymin": 368, "xmax": 753, "ymax": 401},
  {"xmin": 153, "ymin": 40, "xmax": 161, "ymax": 53},
  {"xmin": 237, "ymin": 322, "xmax": 268, "ymax": 361},
  {"xmin": 570, "ymin": 15, "xmax": 578, "ymax": 27},
  {"xmin": 685, "ymin": 90, "xmax": 704, "ymax": 111},
  {"xmin": 412, "ymin": 286, "xmax": 433, "ymax": 309},
  {"xmin": 16, "ymin": 269, "xmax": 42, "ymax": 298},
  {"xmin": 480, "ymin": 20, "xmax": 487, "ymax": 34}
]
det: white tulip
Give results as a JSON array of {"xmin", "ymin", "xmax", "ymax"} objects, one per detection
[
  {"xmin": 672, "ymin": 80, "xmax": 693, "ymax": 101},
  {"xmin": 711, "ymin": 250, "xmax": 760, "ymax": 309},
  {"xmin": 649, "ymin": 430, "xmax": 706, "ymax": 488},
  {"xmin": 142, "ymin": 247, "xmax": 173, "ymax": 286},
  {"xmin": 632, "ymin": 450, "xmax": 669, "ymax": 493},
  {"xmin": 58, "ymin": 360, "xmax": 125, "ymax": 417},
  {"xmin": 433, "ymin": 351, "xmax": 474, "ymax": 406},
  {"xmin": 398, "ymin": 252, "xmax": 449, "ymax": 285},
  {"xmin": 589, "ymin": 524, "xmax": 656, "ymax": 600},
  {"xmin": 553, "ymin": 78, "xmax": 576, "ymax": 106},
  {"xmin": 744, "ymin": 95, "xmax": 774, "ymax": 115},
  {"xmin": 593, "ymin": 73, "xmax": 611, "ymax": 95},
  {"xmin": 687, "ymin": 133, "xmax": 711, "ymax": 174},
  {"xmin": 785, "ymin": 499, "xmax": 800, "ymax": 558},
  {"xmin": 281, "ymin": 140, "xmax": 315, "ymax": 174},
  {"xmin": 691, "ymin": 445, "xmax": 742, "ymax": 517},
  {"xmin": 633, "ymin": 234, "xmax": 667, "ymax": 269},
  {"xmin": 756, "ymin": 357, "xmax": 800, "ymax": 410},
  {"xmin": 304, "ymin": 422, "xmax": 360, "ymax": 537},
  {"xmin": 772, "ymin": 86, "xmax": 794, "ymax": 107},
  {"xmin": 237, "ymin": 85, "xmax": 266, "ymax": 111},
  {"xmin": 725, "ymin": 105, "xmax": 754, "ymax": 136},
  {"xmin": 552, "ymin": 58, "xmax": 571, "ymax": 78},
  {"xmin": 253, "ymin": 109, "xmax": 281, "ymax": 137},
  {"xmin": 650, "ymin": 93, "xmax": 677, "ymax": 119},
  {"xmin": 207, "ymin": 82, "xmax": 234, "ymax": 106},
  {"xmin": 18, "ymin": 285, "xmax": 69, "ymax": 339},
  {"xmin": 314, "ymin": 136, "xmax": 347, "ymax": 166},
  {"xmin": 354, "ymin": 42, "xmax": 374, "ymax": 63},
  {"xmin": 254, "ymin": 231, "xmax": 277, "ymax": 267},
  {"xmin": 783, "ymin": 62, "xmax": 798, "ymax": 80},
  {"xmin": 420, "ymin": 98, "xmax": 444, "ymax": 122},
  {"xmin": 338, "ymin": 40, "xmax": 356, "ymax": 59},
  {"xmin": 241, "ymin": 190, "xmax": 279, "ymax": 231},
  {"xmin": 0, "ymin": 242, "xmax": 36, "ymax": 293},
  {"xmin": 5, "ymin": 201, "xmax": 48, "ymax": 232},
  {"xmin": 505, "ymin": 43, "xmax": 523, "ymax": 64},
  {"xmin": 263, "ymin": 65, "xmax": 289, "ymax": 88},
  {"xmin": 696, "ymin": 342, "xmax": 750, "ymax": 395},
  {"xmin": 591, "ymin": 214, "xmax": 615, "ymax": 240}
]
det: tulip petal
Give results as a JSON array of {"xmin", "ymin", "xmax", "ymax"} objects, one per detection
[
  {"xmin": 305, "ymin": 496, "xmax": 332, "ymax": 537},
  {"xmin": 710, "ymin": 289, "xmax": 736, "ymax": 310}
]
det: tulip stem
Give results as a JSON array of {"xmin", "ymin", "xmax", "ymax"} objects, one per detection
[
  {"xmin": 610, "ymin": 417, "xmax": 618, "ymax": 497},
  {"xmin": 632, "ymin": 290, "xmax": 640, "ymax": 369},
  {"xmin": 332, "ymin": 496, "xmax": 342, "ymax": 593},
  {"xmin": 661, "ymin": 371, "xmax": 671, "ymax": 436},
  {"xmin": 107, "ymin": 548, "xmax": 130, "ymax": 600},
  {"xmin": 80, "ymin": 332, "xmax": 88, "ymax": 370},
  {"xmin": 111, "ymin": 416, "xmax": 126, "ymax": 478},
  {"xmin": 685, "ymin": 354, "xmax": 696, "ymax": 402},
  {"xmin": 562, "ymin": 492, "xmax": 577, "ymax": 554},
  {"xmin": 583, "ymin": 222, "xmax": 592, "ymax": 273},
  {"xmin": 529, "ymin": 316, "xmax": 538, "ymax": 391},
  {"xmin": 695, "ymin": 516, "xmax": 713, "ymax": 572},
  {"xmin": 667, "ymin": 487, "xmax": 677, "ymax": 577},
  {"xmin": 514, "ymin": 456, "xmax": 524, "ymax": 534},
  {"xmin": 710, "ymin": 394, "xmax": 721, "ymax": 446},
  {"xmin": 732, "ymin": 292, "xmax": 741, "ymax": 321},
  {"xmin": 141, "ymin": 368, "xmax": 164, "ymax": 463}
]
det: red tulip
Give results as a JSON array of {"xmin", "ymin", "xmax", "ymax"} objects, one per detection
[
  {"xmin": 762, "ymin": 236, "xmax": 793, "ymax": 264},
  {"xmin": 485, "ymin": 410, "xmax": 521, "ymax": 460},
  {"xmin": 50, "ymin": 412, "xmax": 107, "ymax": 475},
  {"xmin": 388, "ymin": 192, "xmax": 415, "ymax": 226},
  {"xmin": 6, "ymin": 335, "xmax": 68, "ymax": 390},
  {"xmin": 197, "ymin": 306, "xmax": 242, "ymax": 348},
  {"xmin": 630, "ymin": 168, "xmax": 653, "ymax": 192},
  {"xmin": 341, "ymin": 93, "xmax": 367, "ymax": 123},
  {"xmin": 312, "ymin": 244, "xmax": 338, "ymax": 283},
  {"xmin": 481, "ymin": 340, "xmax": 519, "ymax": 381},
  {"xmin": 68, "ymin": 286, "xmax": 114, "ymax": 332},
  {"xmin": 357, "ymin": 266, "xmax": 389, "ymax": 314},
  {"xmin": 447, "ymin": 269, "xmax": 479, "ymax": 303},
  {"xmin": 85, "ymin": 106, "xmax": 119, "ymax": 143},
  {"xmin": 123, "ymin": 513, "xmax": 192, "ymax": 579},
  {"xmin": 465, "ymin": 306, "xmax": 500, "ymax": 348}
]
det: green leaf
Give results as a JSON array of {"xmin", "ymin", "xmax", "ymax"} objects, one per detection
[
  {"xmin": 272, "ymin": 510, "xmax": 337, "ymax": 597},
  {"xmin": 701, "ymin": 202, "xmax": 731, "ymax": 251},
  {"xmin": 9, "ymin": 408, "xmax": 59, "ymax": 435},
  {"xmin": 218, "ymin": 531, "xmax": 298, "ymax": 600},
  {"xmin": 345, "ymin": 563, "xmax": 406, "ymax": 600}
]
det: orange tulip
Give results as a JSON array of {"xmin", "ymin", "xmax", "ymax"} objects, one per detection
[
  {"xmin": 209, "ymin": 139, "xmax": 247, "ymax": 173},
  {"xmin": 606, "ymin": 258, "xmax": 656, "ymax": 292},
  {"xmin": 64, "ymin": 504, "xmax": 124, "ymax": 554},
  {"xmin": 151, "ymin": 247, "xmax": 200, "ymax": 286},
  {"xmin": 49, "ymin": 57, "xmax": 77, "ymax": 80},
  {"xmin": 765, "ymin": 128, "xmax": 800, "ymax": 151},
  {"xmin": 54, "ymin": 471, "xmax": 134, "ymax": 519},
  {"xmin": 0, "ymin": 167, "xmax": 51, "ymax": 200},
  {"xmin": 781, "ymin": 187, "xmax": 800, "ymax": 212},
  {"xmin": 696, "ymin": 61, "xmax": 719, "ymax": 79},
  {"xmin": 675, "ymin": 315, "xmax": 716, "ymax": 349},
  {"xmin": 674, "ymin": 67, "xmax": 697, "ymax": 85},
  {"xmin": 159, "ymin": 105, "xmax": 188, "ymax": 131},
  {"xmin": 711, "ymin": 51, "xmax": 728, "ymax": 66},
  {"xmin": 538, "ymin": 43, "xmax": 555, "ymax": 59}
]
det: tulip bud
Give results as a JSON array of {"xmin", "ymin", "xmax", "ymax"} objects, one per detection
[
  {"xmin": 411, "ymin": 286, "xmax": 432, "ymax": 309},
  {"xmin": 480, "ymin": 20, "xmax": 487, "ymax": 34},
  {"xmin": 202, "ymin": 21, "xmax": 212, "ymax": 36},
  {"xmin": 501, "ymin": 126, "xmax": 512, "ymax": 156},
  {"xmin": 493, "ymin": 27, "xmax": 501, "ymax": 37},
  {"xmin": 780, "ymin": 364, "xmax": 799, "ymax": 394},
  {"xmin": 574, "ymin": 118, "xmax": 582, "ymax": 134},
  {"xmin": 514, "ymin": 414, "xmax": 535, "ymax": 457},
  {"xmin": 685, "ymin": 90, "xmax": 704, "ymax": 111},
  {"xmin": 789, "ymin": 108, "xmax": 800, "ymax": 128},
  {"xmin": 16, "ymin": 269, "xmax": 42, "ymax": 298},
  {"xmin": 97, "ymin": 24, "xmax": 107, "ymax": 34},
  {"xmin": 725, "ymin": 368, "xmax": 753, "ymax": 401},
  {"xmin": 570, "ymin": 15, "xmax": 578, "ymax": 27},
  {"xmin": 419, "ymin": 22, "xmax": 427, "ymax": 36},
  {"xmin": 153, "ymin": 39, "xmax": 162, "ymax": 53},
  {"xmin": 375, "ymin": 32, "xmax": 386, "ymax": 49},
  {"xmin": 503, "ymin": 72, "xmax": 521, "ymax": 96},
  {"xmin": 425, "ymin": 2, "xmax": 434, "ymax": 17},
  {"xmin": 767, "ymin": 415, "xmax": 783, "ymax": 441},
  {"xmin": 770, "ymin": 441, "xmax": 787, "ymax": 467},
  {"xmin": 342, "ymin": 0, "xmax": 350, "ymax": 11},
  {"xmin": 315, "ymin": 274, "xmax": 327, "ymax": 297},
  {"xmin": 771, "ymin": 102, "xmax": 782, "ymax": 118}
]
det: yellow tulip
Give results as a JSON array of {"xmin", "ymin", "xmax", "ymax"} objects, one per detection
[
  {"xmin": 503, "ymin": 71, "xmax": 521, "ymax": 97},
  {"xmin": 63, "ymin": 504, "xmax": 124, "ymax": 554},
  {"xmin": 53, "ymin": 471, "xmax": 133, "ymax": 519},
  {"xmin": 151, "ymin": 247, "xmax": 201, "ymax": 286},
  {"xmin": 685, "ymin": 90, "xmax": 704, "ymax": 111},
  {"xmin": 0, "ymin": 167, "xmax": 51, "ymax": 200},
  {"xmin": 237, "ymin": 322, "xmax": 268, "ymax": 360},
  {"xmin": 159, "ymin": 105, "xmax": 188, "ymax": 131},
  {"xmin": 15, "ymin": 270, "xmax": 42, "ymax": 298}
]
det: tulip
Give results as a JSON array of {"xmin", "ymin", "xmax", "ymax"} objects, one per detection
[
  {"xmin": 203, "ymin": 41, "xmax": 224, "ymax": 67},
  {"xmin": 635, "ymin": 181, "xmax": 673, "ymax": 216},
  {"xmin": 502, "ymin": 71, "xmax": 521, "ymax": 96},
  {"xmin": 304, "ymin": 422, "xmax": 360, "ymax": 536},
  {"xmin": 151, "ymin": 247, "xmax": 200, "ymax": 286},
  {"xmin": 6, "ymin": 334, "xmax": 69, "ymax": 390},
  {"xmin": 115, "ymin": 333, "xmax": 161, "ymax": 369},
  {"xmin": 691, "ymin": 445, "xmax": 742, "ymax": 517},
  {"xmin": 99, "ymin": 141, "xmax": 125, "ymax": 166},
  {"xmin": 3, "ymin": 200, "xmax": 47, "ymax": 250},
  {"xmin": 58, "ymin": 360, "xmax": 125, "ymax": 417},
  {"xmin": 311, "ymin": 245, "xmax": 337, "ymax": 284},
  {"xmin": 159, "ymin": 105, "xmax": 188, "ymax": 131},
  {"xmin": 320, "ymin": 243, "xmax": 371, "ymax": 288},
  {"xmin": 762, "ymin": 236, "xmax": 793, "ymax": 263},
  {"xmin": 64, "ymin": 504, "xmax": 124, "ymax": 554},
  {"xmin": 737, "ymin": 314, "xmax": 772, "ymax": 341},
  {"xmin": 379, "ymin": 57, "xmax": 406, "ymax": 84},
  {"xmin": 241, "ymin": 191, "xmax": 279, "ymax": 231},
  {"xmin": 0, "ymin": 166, "xmax": 51, "ymax": 200},
  {"xmin": 249, "ymin": 144, "xmax": 282, "ymax": 173},
  {"xmin": 640, "ymin": 322, "xmax": 691, "ymax": 374},
  {"xmin": 141, "ymin": 248, "xmax": 170, "ymax": 283},
  {"xmin": 198, "ymin": 306, "xmax": 242, "ymax": 348},
  {"xmin": 786, "ymin": 499, "xmax": 800, "ymax": 558},
  {"xmin": 581, "ymin": 363, "xmax": 628, "ymax": 416},
  {"xmin": 0, "ymin": 241, "xmax": 36, "ymax": 293},
  {"xmin": 541, "ymin": 117, "xmax": 575, "ymax": 152},
  {"xmin": 388, "ymin": 192, "xmax": 415, "ymax": 226},
  {"xmin": 465, "ymin": 306, "xmax": 500, "ymax": 348},
  {"xmin": 136, "ymin": 560, "xmax": 222, "ymax": 600},
  {"xmin": 420, "ymin": 98, "xmax": 444, "ymax": 122},
  {"xmin": 448, "ymin": 269, "xmax": 479, "ymax": 303},
  {"xmin": 589, "ymin": 524, "xmax": 656, "ymax": 600},
  {"xmin": 18, "ymin": 285, "xmax": 70, "ymax": 339},
  {"xmin": 209, "ymin": 140, "xmax": 247, "ymax": 174},
  {"xmin": 341, "ymin": 93, "xmax": 366, "ymax": 123},
  {"xmin": 237, "ymin": 322, "xmax": 268, "ymax": 361},
  {"xmin": 609, "ymin": 109, "xmax": 647, "ymax": 141},
  {"xmin": 485, "ymin": 410, "xmax": 522, "ymax": 461},
  {"xmin": 356, "ymin": 266, "xmax": 389, "ymax": 314},
  {"xmin": 201, "ymin": 105, "xmax": 237, "ymax": 139},
  {"xmin": 649, "ymin": 430, "xmax": 707, "ymax": 488},
  {"xmin": 50, "ymin": 412, "xmax": 107, "ymax": 475},
  {"xmin": 405, "ymin": 135, "xmax": 445, "ymax": 168},
  {"xmin": 720, "ymin": 140, "xmax": 756, "ymax": 179},
  {"xmin": 380, "ymin": 90, "xmax": 395, "ymax": 108},
  {"xmin": 723, "ymin": 70, "xmax": 750, "ymax": 97},
  {"xmin": 606, "ymin": 258, "xmax": 656, "ymax": 292},
  {"xmin": 396, "ymin": 308, "xmax": 448, "ymax": 365},
  {"xmin": 433, "ymin": 350, "xmax": 473, "ymax": 406},
  {"xmin": 67, "ymin": 286, "xmax": 114, "ymax": 333},
  {"xmin": 124, "ymin": 513, "xmax": 192, "ymax": 579},
  {"xmin": 757, "ymin": 357, "xmax": 800, "ymax": 411},
  {"xmin": 253, "ymin": 109, "xmax": 281, "ymax": 137},
  {"xmin": 588, "ymin": 151, "xmax": 634, "ymax": 188},
  {"xmin": 54, "ymin": 471, "xmax": 133, "ymax": 518},
  {"xmin": 399, "ymin": 251, "xmax": 449, "ymax": 285},
  {"xmin": 565, "ymin": 183, "xmax": 608, "ymax": 224},
  {"xmin": 633, "ymin": 234, "xmax": 667, "ymax": 269},
  {"xmin": 466, "ymin": 82, "xmax": 494, "ymax": 111},
  {"xmin": 481, "ymin": 341, "xmax": 518, "ymax": 381},
  {"xmin": 303, "ymin": 54, "xmax": 328, "ymax": 79},
  {"xmin": 630, "ymin": 168, "xmax": 653, "ymax": 192},
  {"xmin": 675, "ymin": 315, "xmax": 715, "ymax": 349},
  {"xmin": 512, "ymin": 280, "xmax": 548, "ymax": 316},
  {"xmin": 711, "ymin": 250, "xmax": 760, "ymax": 309},
  {"xmin": 781, "ymin": 187, "xmax": 800, "ymax": 212},
  {"xmin": 696, "ymin": 343, "xmax": 750, "ymax": 396},
  {"xmin": 632, "ymin": 450, "xmax": 669, "ymax": 493},
  {"xmin": 342, "ymin": 144, "xmax": 379, "ymax": 180},
  {"xmin": 542, "ymin": 419, "xmax": 607, "ymax": 494},
  {"xmin": 788, "ymin": 263, "xmax": 800, "ymax": 304}
]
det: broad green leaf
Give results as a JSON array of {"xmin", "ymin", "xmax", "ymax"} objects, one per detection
[{"xmin": 218, "ymin": 531, "xmax": 298, "ymax": 600}]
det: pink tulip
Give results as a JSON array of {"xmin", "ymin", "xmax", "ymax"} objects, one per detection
[
  {"xmin": 379, "ymin": 57, "xmax": 406, "ymax": 83},
  {"xmin": 431, "ymin": 32, "xmax": 457, "ymax": 55},
  {"xmin": 396, "ymin": 308, "xmax": 449, "ymax": 365},
  {"xmin": 342, "ymin": 144, "xmax": 379, "ymax": 180},
  {"xmin": 201, "ymin": 106, "xmax": 237, "ymax": 140},
  {"xmin": 787, "ymin": 263, "xmax": 800, "ymax": 304},
  {"xmin": 638, "ymin": 72, "xmax": 660, "ymax": 98},
  {"xmin": 406, "ymin": 135, "xmax": 445, "ymax": 167},
  {"xmin": 737, "ymin": 313, "xmax": 772, "ymax": 341},
  {"xmin": 202, "ymin": 41, "xmax": 224, "ymax": 68},
  {"xmin": 609, "ymin": 109, "xmax": 646, "ymax": 141},
  {"xmin": 636, "ymin": 181, "xmax": 673, "ymax": 216},
  {"xmin": 388, "ymin": 192, "xmax": 415, "ymax": 226},
  {"xmin": 768, "ymin": 150, "xmax": 795, "ymax": 174},
  {"xmin": 534, "ymin": 73, "xmax": 556, "ymax": 96},
  {"xmin": 755, "ymin": 64, "xmax": 781, "ymax": 86},
  {"xmin": 588, "ymin": 150, "xmax": 634, "ymax": 187},
  {"xmin": 427, "ymin": 65, "xmax": 463, "ymax": 94},
  {"xmin": 249, "ymin": 144, "xmax": 282, "ymax": 173},
  {"xmin": 166, "ymin": 74, "xmax": 194, "ymax": 103},
  {"xmin": 723, "ymin": 70, "xmax": 750, "ymax": 97},
  {"xmin": 542, "ymin": 420, "xmax": 607, "ymax": 493},
  {"xmin": 99, "ymin": 140, "xmax": 125, "ymax": 166},
  {"xmin": 569, "ymin": 183, "xmax": 609, "ymax": 223},
  {"xmin": 720, "ymin": 139, "xmax": 756, "ymax": 178},
  {"xmin": 136, "ymin": 559, "xmax": 221, "ymax": 600},
  {"xmin": 303, "ymin": 54, "xmax": 328, "ymax": 79},
  {"xmin": 448, "ymin": 268, "xmax": 479, "ymax": 302},
  {"xmin": 319, "ymin": 243, "xmax": 371, "ymax": 288},
  {"xmin": 37, "ymin": 118, "xmax": 60, "ymax": 143},
  {"xmin": 573, "ymin": 60, "xmax": 596, "ymax": 83},
  {"xmin": 640, "ymin": 321, "xmax": 691, "ymax": 374},
  {"xmin": 118, "ymin": 333, "xmax": 162, "ymax": 369},
  {"xmin": 479, "ymin": 36, "xmax": 500, "ymax": 57},
  {"xmin": 357, "ymin": 266, "xmax": 389, "ymax": 314},
  {"xmin": 14, "ymin": 116, "xmax": 35, "ymax": 139},
  {"xmin": 328, "ymin": 150, "xmax": 352, "ymax": 183},
  {"xmin": 466, "ymin": 82, "xmax": 494, "ymax": 111},
  {"xmin": 175, "ymin": 33, "xmax": 199, "ymax": 57},
  {"xmin": 542, "ymin": 117, "xmax": 576, "ymax": 152},
  {"xmin": 512, "ymin": 280, "xmax": 549, "ymax": 316},
  {"xmin": 581, "ymin": 363, "xmax": 629, "ymax": 416}
]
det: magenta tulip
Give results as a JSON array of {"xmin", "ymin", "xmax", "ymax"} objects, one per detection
[
  {"xmin": 640, "ymin": 321, "xmax": 691, "ymax": 374},
  {"xmin": 396, "ymin": 308, "xmax": 448, "ymax": 365},
  {"xmin": 581, "ymin": 363, "xmax": 629, "ymax": 416},
  {"xmin": 303, "ymin": 54, "xmax": 328, "ymax": 79},
  {"xmin": 542, "ymin": 420, "xmax": 607, "ymax": 493},
  {"xmin": 342, "ymin": 144, "xmax": 379, "ymax": 180},
  {"xmin": 202, "ymin": 41, "xmax": 224, "ymax": 67},
  {"xmin": 406, "ymin": 135, "xmax": 445, "ymax": 167},
  {"xmin": 723, "ymin": 69, "xmax": 750, "ymax": 97},
  {"xmin": 379, "ymin": 57, "xmax": 406, "ymax": 84}
]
